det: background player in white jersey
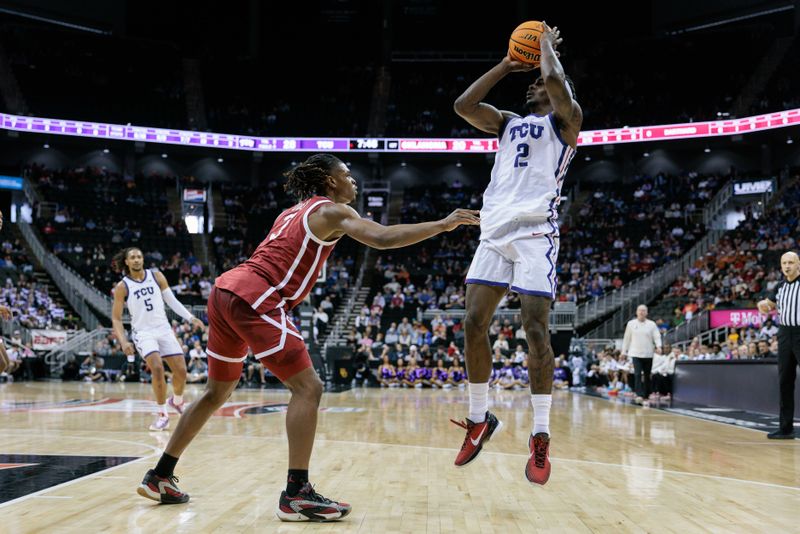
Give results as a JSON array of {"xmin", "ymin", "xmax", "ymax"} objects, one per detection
[
  {"xmin": 450, "ymin": 22, "xmax": 582, "ymax": 485},
  {"xmin": 112, "ymin": 247, "xmax": 205, "ymax": 431}
]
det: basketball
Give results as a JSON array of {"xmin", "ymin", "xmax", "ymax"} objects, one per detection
[{"xmin": 508, "ymin": 20, "xmax": 543, "ymax": 65}]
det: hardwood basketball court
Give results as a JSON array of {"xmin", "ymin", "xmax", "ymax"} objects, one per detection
[{"xmin": 1, "ymin": 382, "xmax": 798, "ymax": 533}]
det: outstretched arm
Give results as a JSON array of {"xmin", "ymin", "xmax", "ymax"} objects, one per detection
[
  {"xmin": 310, "ymin": 203, "xmax": 480, "ymax": 250},
  {"xmin": 154, "ymin": 271, "xmax": 205, "ymax": 331},
  {"xmin": 540, "ymin": 21, "xmax": 582, "ymax": 146},
  {"xmin": 453, "ymin": 57, "xmax": 530, "ymax": 134}
]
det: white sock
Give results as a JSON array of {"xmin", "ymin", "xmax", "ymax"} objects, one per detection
[
  {"xmin": 468, "ymin": 382, "xmax": 489, "ymax": 423},
  {"xmin": 173, "ymin": 394, "xmax": 183, "ymax": 404},
  {"xmin": 157, "ymin": 404, "xmax": 167, "ymax": 416},
  {"xmin": 531, "ymin": 394, "xmax": 552, "ymax": 435}
]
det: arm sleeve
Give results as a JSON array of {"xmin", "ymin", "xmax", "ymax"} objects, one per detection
[
  {"xmin": 652, "ymin": 322, "xmax": 662, "ymax": 349},
  {"xmin": 161, "ymin": 287, "xmax": 194, "ymax": 322},
  {"xmin": 621, "ymin": 323, "xmax": 631, "ymax": 353}
]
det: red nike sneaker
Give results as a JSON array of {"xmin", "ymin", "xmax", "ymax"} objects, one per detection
[
  {"xmin": 525, "ymin": 432, "xmax": 551, "ymax": 485},
  {"xmin": 451, "ymin": 411, "xmax": 504, "ymax": 467},
  {"xmin": 276, "ymin": 482, "xmax": 351, "ymax": 522},
  {"xmin": 137, "ymin": 469, "xmax": 190, "ymax": 504}
]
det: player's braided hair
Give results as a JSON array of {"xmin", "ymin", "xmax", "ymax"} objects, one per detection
[
  {"xmin": 112, "ymin": 247, "xmax": 141, "ymax": 276},
  {"xmin": 283, "ymin": 154, "xmax": 343, "ymax": 201}
]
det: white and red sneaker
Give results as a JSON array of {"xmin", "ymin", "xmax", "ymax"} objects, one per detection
[
  {"xmin": 149, "ymin": 413, "xmax": 169, "ymax": 431},
  {"xmin": 137, "ymin": 469, "xmax": 190, "ymax": 504},
  {"xmin": 167, "ymin": 396, "xmax": 185, "ymax": 414},
  {"xmin": 276, "ymin": 482, "xmax": 351, "ymax": 522},
  {"xmin": 526, "ymin": 432, "xmax": 551, "ymax": 485},
  {"xmin": 451, "ymin": 411, "xmax": 504, "ymax": 467}
]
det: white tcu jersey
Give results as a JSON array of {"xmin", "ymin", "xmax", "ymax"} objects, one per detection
[
  {"xmin": 480, "ymin": 112, "xmax": 576, "ymax": 240},
  {"xmin": 124, "ymin": 269, "xmax": 169, "ymax": 333}
]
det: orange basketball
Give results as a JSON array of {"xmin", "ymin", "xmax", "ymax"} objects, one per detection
[{"xmin": 508, "ymin": 21, "xmax": 543, "ymax": 66}]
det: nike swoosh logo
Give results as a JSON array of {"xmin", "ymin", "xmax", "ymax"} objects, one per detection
[{"xmin": 470, "ymin": 426, "xmax": 488, "ymax": 446}]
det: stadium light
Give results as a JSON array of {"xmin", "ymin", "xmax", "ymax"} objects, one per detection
[
  {"xmin": 788, "ymin": 137, "xmax": 794, "ymax": 145},
  {"xmin": 643, "ymin": 152, "xmax": 650, "ymax": 157},
  {"xmin": 584, "ymin": 155, "xmax": 591, "ymax": 161},
  {"xmin": 161, "ymin": 153, "xmax": 168, "ymax": 158},
  {"xmin": 217, "ymin": 157, "xmax": 223, "ymax": 162},
  {"xmin": 43, "ymin": 143, "xmax": 49, "ymax": 148},
  {"xmin": 103, "ymin": 148, "xmax": 109, "ymax": 154},
  {"xmin": 704, "ymin": 147, "xmax": 711, "ymax": 153}
]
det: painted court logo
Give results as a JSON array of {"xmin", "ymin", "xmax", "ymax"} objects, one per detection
[{"xmin": 1, "ymin": 398, "xmax": 365, "ymax": 419}]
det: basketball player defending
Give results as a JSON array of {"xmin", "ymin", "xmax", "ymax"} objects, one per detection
[
  {"xmin": 112, "ymin": 248, "xmax": 204, "ymax": 431},
  {"xmin": 450, "ymin": 22, "xmax": 581, "ymax": 485},
  {"xmin": 137, "ymin": 154, "xmax": 479, "ymax": 521}
]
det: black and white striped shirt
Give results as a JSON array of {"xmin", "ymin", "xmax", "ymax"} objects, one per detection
[{"xmin": 771, "ymin": 278, "xmax": 800, "ymax": 327}]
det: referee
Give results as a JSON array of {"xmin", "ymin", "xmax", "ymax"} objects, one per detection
[{"xmin": 758, "ymin": 251, "xmax": 800, "ymax": 439}]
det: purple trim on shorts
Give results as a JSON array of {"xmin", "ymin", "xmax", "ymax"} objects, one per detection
[
  {"xmin": 465, "ymin": 278, "xmax": 509, "ymax": 288},
  {"xmin": 160, "ymin": 353, "xmax": 184, "ymax": 358},
  {"xmin": 142, "ymin": 350, "xmax": 160, "ymax": 359},
  {"xmin": 511, "ymin": 286, "xmax": 554, "ymax": 299}
]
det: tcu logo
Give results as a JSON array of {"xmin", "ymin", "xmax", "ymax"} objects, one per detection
[
  {"xmin": 133, "ymin": 286, "xmax": 155, "ymax": 300},
  {"xmin": 508, "ymin": 122, "xmax": 544, "ymax": 141}
]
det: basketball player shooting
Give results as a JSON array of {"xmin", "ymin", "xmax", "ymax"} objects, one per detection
[
  {"xmin": 450, "ymin": 21, "xmax": 581, "ymax": 485},
  {"xmin": 111, "ymin": 248, "xmax": 205, "ymax": 431},
  {"xmin": 137, "ymin": 154, "xmax": 480, "ymax": 522}
]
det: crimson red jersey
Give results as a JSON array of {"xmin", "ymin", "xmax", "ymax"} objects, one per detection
[{"xmin": 215, "ymin": 196, "xmax": 339, "ymax": 314}]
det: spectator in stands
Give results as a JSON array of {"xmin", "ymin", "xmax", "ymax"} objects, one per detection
[
  {"xmin": 187, "ymin": 356, "xmax": 208, "ymax": 384},
  {"xmin": 760, "ymin": 319, "xmax": 778, "ymax": 340},
  {"xmin": 553, "ymin": 357, "xmax": 573, "ymax": 390},
  {"xmin": 188, "ymin": 341, "xmax": 206, "ymax": 361},
  {"xmin": 757, "ymin": 340, "xmax": 777, "ymax": 359},
  {"xmin": 81, "ymin": 353, "xmax": 105, "ymax": 382},
  {"xmin": 513, "ymin": 344, "xmax": 527, "ymax": 363}
]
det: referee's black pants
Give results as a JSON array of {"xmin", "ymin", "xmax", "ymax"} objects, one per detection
[{"xmin": 777, "ymin": 326, "xmax": 800, "ymax": 434}]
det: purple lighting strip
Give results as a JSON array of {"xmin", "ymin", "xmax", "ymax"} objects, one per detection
[{"xmin": 1, "ymin": 108, "xmax": 798, "ymax": 153}]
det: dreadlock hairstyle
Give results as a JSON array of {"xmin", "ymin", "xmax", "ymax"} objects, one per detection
[
  {"xmin": 112, "ymin": 247, "xmax": 142, "ymax": 277},
  {"xmin": 283, "ymin": 154, "xmax": 344, "ymax": 201}
]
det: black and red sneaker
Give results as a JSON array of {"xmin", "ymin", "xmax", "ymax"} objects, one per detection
[
  {"xmin": 276, "ymin": 482, "xmax": 351, "ymax": 522},
  {"xmin": 136, "ymin": 469, "xmax": 190, "ymax": 504},
  {"xmin": 451, "ymin": 411, "xmax": 504, "ymax": 467},
  {"xmin": 525, "ymin": 432, "xmax": 551, "ymax": 485}
]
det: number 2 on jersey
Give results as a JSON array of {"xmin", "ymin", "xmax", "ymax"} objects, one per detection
[{"xmin": 514, "ymin": 143, "xmax": 529, "ymax": 167}]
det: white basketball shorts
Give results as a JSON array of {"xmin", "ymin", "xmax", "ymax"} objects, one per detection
[
  {"xmin": 465, "ymin": 223, "xmax": 560, "ymax": 300},
  {"xmin": 131, "ymin": 326, "xmax": 184, "ymax": 359}
]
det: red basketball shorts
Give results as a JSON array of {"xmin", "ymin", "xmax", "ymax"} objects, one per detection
[{"xmin": 206, "ymin": 287, "xmax": 312, "ymax": 382}]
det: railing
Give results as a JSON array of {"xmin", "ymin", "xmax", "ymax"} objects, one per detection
[
  {"xmin": 420, "ymin": 303, "xmax": 576, "ymax": 332},
  {"xmin": 583, "ymin": 230, "xmax": 725, "ymax": 338},
  {"xmin": 43, "ymin": 328, "xmax": 106, "ymax": 374},
  {"xmin": 702, "ymin": 183, "xmax": 733, "ymax": 228},
  {"xmin": 574, "ymin": 338, "xmax": 618, "ymax": 354},
  {"xmin": 17, "ymin": 222, "xmax": 109, "ymax": 329},
  {"xmin": 322, "ymin": 252, "xmax": 369, "ymax": 350},
  {"xmin": 671, "ymin": 323, "xmax": 731, "ymax": 351},
  {"xmin": 576, "ymin": 181, "xmax": 737, "ymax": 328},
  {"xmin": 664, "ymin": 311, "xmax": 711, "ymax": 346}
]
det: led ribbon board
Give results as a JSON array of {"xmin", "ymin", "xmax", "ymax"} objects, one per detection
[{"xmin": 1, "ymin": 108, "xmax": 798, "ymax": 153}]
